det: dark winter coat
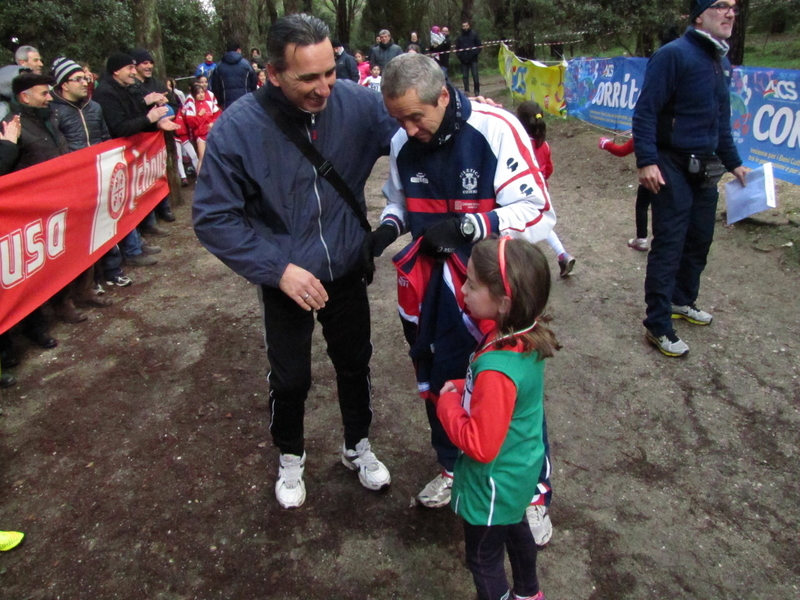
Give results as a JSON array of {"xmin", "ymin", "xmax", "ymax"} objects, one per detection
[
  {"xmin": 430, "ymin": 36, "xmax": 451, "ymax": 69},
  {"xmin": 335, "ymin": 51, "xmax": 359, "ymax": 83},
  {"xmin": 211, "ymin": 51, "xmax": 257, "ymax": 109},
  {"xmin": 93, "ymin": 76, "xmax": 157, "ymax": 139},
  {"xmin": 50, "ymin": 92, "xmax": 111, "ymax": 151},
  {"xmin": 193, "ymin": 80, "xmax": 397, "ymax": 287},
  {"xmin": 632, "ymin": 28, "xmax": 741, "ymax": 171},
  {"xmin": 2, "ymin": 101, "xmax": 68, "ymax": 171},
  {"xmin": 368, "ymin": 42, "xmax": 402, "ymax": 71},
  {"xmin": 455, "ymin": 29, "xmax": 482, "ymax": 65},
  {"xmin": 0, "ymin": 140, "xmax": 18, "ymax": 175}
]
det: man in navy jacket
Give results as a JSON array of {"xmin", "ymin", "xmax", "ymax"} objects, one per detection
[
  {"xmin": 210, "ymin": 41, "xmax": 257, "ymax": 109},
  {"xmin": 632, "ymin": 0, "xmax": 748, "ymax": 357},
  {"xmin": 194, "ymin": 14, "xmax": 397, "ymax": 509}
]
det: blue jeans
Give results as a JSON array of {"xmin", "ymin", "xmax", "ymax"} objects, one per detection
[
  {"xmin": 118, "ymin": 229, "xmax": 143, "ymax": 257},
  {"xmin": 100, "ymin": 245, "xmax": 124, "ymax": 280},
  {"xmin": 644, "ymin": 152, "xmax": 718, "ymax": 335}
]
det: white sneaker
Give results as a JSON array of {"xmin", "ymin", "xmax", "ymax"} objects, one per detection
[
  {"xmin": 526, "ymin": 504, "xmax": 553, "ymax": 546},
  {"xmin": 672, "ymin": 303, "xmax": 713, "ymax": 325},
  {"xmin": 275, "ymin": 452, "xmax": 306, "ymax": 509},
  {"xmin": 341, "ymin": 439, "xmax": 391, "ymax": 490},
  {"xmin": 645, "ymin": 328, "xmax": 689, "ymax": 357},
  {"xmin": 416, "ymin": 471, "xmax": 454, "ymax": 508},
  {"xmin": 627, "ymin": 237, "xmax": 649, "ymax": 251}
]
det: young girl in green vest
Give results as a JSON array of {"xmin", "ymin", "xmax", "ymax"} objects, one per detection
[{"xmin": 436, "ymin": 237, "xmax": 560, "ymax": 600}]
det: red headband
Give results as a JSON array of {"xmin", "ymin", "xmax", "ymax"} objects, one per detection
[{"xmin": 498, "ymin": 236, "xmax": 512, "ymax": 299}]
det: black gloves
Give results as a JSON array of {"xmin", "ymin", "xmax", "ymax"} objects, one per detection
[
  {"xmin": 420, "ymin": 217, "xmax": 472, "ymax": 259},
  {"xmin": 361, "ymin": 223, "xmax": 399, "ymax": 285}
]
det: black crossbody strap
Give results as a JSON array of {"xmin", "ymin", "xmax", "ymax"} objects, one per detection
[{"xmin": 257, "ymin": 91, "xmax": 371, "ymax": 233}]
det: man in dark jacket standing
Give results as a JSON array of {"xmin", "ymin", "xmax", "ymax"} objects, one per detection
[
  {"xmin": 2, "ymin": 72, "xmax": 66, "ymax": 346},
  {"xmin": 50, "ymin": 56, "xmax": 118, "ymax": 308},
  {"xmin": 333, "ymin": 40, "xmax": 358, "ymax": 83},
  {"xmin": 194, "ymin": 14, "xmax": 396, "ymax": 510},
  {"xmin": 50, "ymin": 57, "xmax": 110, "ymax": 150},
  {"xmin": 93, "ymin": 52, "xmax": 178, "ymax": 267},
  {"xmin": 455, "ymin": 22, "xmax": 481, "ymax": 95},
  {"xmin": 368, "ymin": 29, "xmax": 402, "ymax": 72},
  {"xmin": 211, "ymin": 41, "xmax": 257, "ymax": 109},
  {"xmin": 632, "ymin": 0, "xmax": 748, "ymax": 357},
  {"xmin": 130, "ymin": 48, "xmax": 176, "ymax": 225}
]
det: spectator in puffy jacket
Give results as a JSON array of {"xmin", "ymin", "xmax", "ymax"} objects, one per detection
[
  {"xmin": 48, "ymin": 57, "xmax": 115, "ymax": 313},
  {"xmin": 50, "ymin": 57, "xmax": 110, "ymax": 150},
  {"xmin": 211, "ymin": 41, "xmax": 257, "ymax": 109}
]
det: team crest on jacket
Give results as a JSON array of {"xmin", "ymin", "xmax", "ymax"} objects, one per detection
[{"xmin": 460, "ymin": 168, "xmax": 479, "ymax": 194}]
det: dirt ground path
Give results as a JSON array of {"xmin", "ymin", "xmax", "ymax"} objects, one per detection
[{"xmin": 1, "ymin": 76, "xmax": 799, "ymax": 600}]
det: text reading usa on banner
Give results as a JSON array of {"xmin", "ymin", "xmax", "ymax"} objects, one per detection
[
  {"xmin": 730, "ymin": 66, "xmax": 800, "ymax": 186},
  {"xmin": 0, "ymin": 131, "xmax": 168, "ymax": 334}
]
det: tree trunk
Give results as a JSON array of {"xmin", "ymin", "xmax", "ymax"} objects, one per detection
[
  {"xmin": 214, "ymin": 0, "xmax": 254, "ymax": 48},
  {"xmin": 129, "ymin": 0, "xmax": 165, "ymax": 79},
  {"xmin": 129, "ymin": 0, "xmax": 181, "ymax": 207},
  {"xmin": 636, "ymin": 31, "xmax": 655, "ymax": 57},
  {"xmin": 460, "ymin": 0, "xmax": 474, "ymax": 23},
  {"xmin": 336, "ymin": 0, "xmax": 350, "ymax": 43},
  {"xmin": 728, "ymin": 0, "xmax": 748, "ymax": 65}
]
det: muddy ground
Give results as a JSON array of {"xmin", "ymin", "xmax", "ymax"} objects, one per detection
[{"xmin": 1, "ymin": 76, "xmax": 799, "ymax": 600}]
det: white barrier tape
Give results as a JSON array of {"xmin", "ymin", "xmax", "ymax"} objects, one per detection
[{"xmin": 429, "ymin": 39, "xmax": 515, "ymax": 56}]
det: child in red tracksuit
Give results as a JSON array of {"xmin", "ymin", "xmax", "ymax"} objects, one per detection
[
  {"xmin": 185, "ymin": 83, "xmax": 220, "ymax": 174},
  {"xmin": 436, "ymin": 237, "xmax": 559, "ymax": 600},
  {"xmin": 516, "ymin": 102, "xmax": 576, "ymax": 277},
  {"xmin": 172, "ymin": 106, "xmax": 199, "ymax": 186},
  {"xmin": 598, "ymin": 136, "xmax": 651, "ymax": 251}
]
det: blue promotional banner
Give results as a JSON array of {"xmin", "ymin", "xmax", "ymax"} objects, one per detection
[
  {"xmin": 565, "ymin": 57, "xmax": 800, "ymax": 185},
  {"xmin": 564, "ymin": 57, "xmax": 647, "ymax": 132},
  {"xmin": 730, "ymin": 66, "xmax": 800, "ymax": 185}
]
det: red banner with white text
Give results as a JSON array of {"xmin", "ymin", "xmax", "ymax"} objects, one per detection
[{"xmin": 0, "ymin": 132, "xmax": 168, "ymax": 334}]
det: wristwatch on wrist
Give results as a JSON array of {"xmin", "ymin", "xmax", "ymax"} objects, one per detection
[{"xmin": 459, "ymin": 215, "xmax": 476, "ymax": 240}]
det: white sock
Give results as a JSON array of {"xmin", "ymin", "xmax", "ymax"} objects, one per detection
[{"xmin": 546, "ymin": 231, "xmax": 565, "ymax": 257}]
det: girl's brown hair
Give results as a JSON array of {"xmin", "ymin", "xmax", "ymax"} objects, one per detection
[
  {"xmin": 190, "ymin": 83, "xmax": 204, "ymax": 98},
  {"xmin": 516, "ymin": 101, "xmax": 547, "ymax": 149},
  {"xmin": 470, "ymin": 238, "xmax": 561, "ymax": 358}
]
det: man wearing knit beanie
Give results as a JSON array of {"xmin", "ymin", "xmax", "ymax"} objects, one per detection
[
  {"xmin": 129, "ymin": 48, "xmax": 177, "ymax": 226},
  {"xmin": 632, "ymin": 0, "xmax": 747, "ymax": 358},
  {"xmin": 51, "ymin": 57, "xmax": 83, "ymax": 89},
  {"xmin": 689, "ymin": 0, "xmax": 718, "ymax": 23},
  {"xmin": 106, "ymin": 52, "xmax": 136, "ymax": 77},
  {"xmin": 93, "ymin": 50, "xmax": 178, "ymax": 268},
  {"xmin": 49, "ymin": 57, "xmax": 116, "ymax": 313}
]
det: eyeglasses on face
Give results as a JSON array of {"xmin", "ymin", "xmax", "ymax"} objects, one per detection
[{"xmin": 708, "ymin": 2, "xmax": 740, "ymax": 15}]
